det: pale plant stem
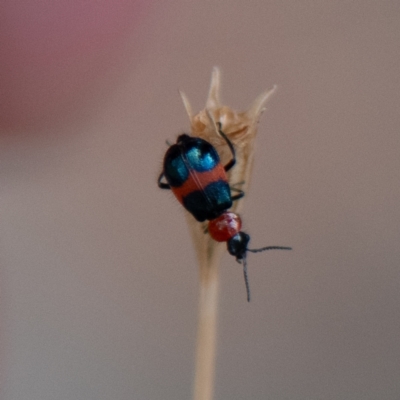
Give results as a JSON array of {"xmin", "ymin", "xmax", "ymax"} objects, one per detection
[
  {"xmin": 180, "ymin": 67, "xmax": 277, "ymax": 400},
  {"xmin": 193, "ymin": 260, "xmax": 219, "ymax": 400}
]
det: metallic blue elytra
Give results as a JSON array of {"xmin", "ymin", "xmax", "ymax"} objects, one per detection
[
  {"xmin": 163, "ymin": 145, "xmax": 189, "ymax": 187},
  {"xmin": 161, "ymin": 134, "xmax": 232, "ymax": 222},
  {"xmin": 185, "ymin": 141, "xmax": 219, "ymax": 172},
  {"xmin": 183, "ymin": 180, "xmax": 232, "ymax": 222}
]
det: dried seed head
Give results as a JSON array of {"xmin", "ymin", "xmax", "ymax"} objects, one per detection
[
  {"xmin": 180, "ymin": 67, "xmax": 276, "ymax": 214},
  {"xmin": 180, "ymin": 67, "xmax": 277, "ymax": 276}
]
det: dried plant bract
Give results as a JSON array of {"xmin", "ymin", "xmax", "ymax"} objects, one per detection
[{"xmin": 182, "ymin": 67, "xmax": 277, "ymax": 400}]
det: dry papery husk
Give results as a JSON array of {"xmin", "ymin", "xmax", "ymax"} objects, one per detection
[
  {"xmin": 185, "ymin": 67, "xmax": 277, "ymax": 400},
  {"xmin": 180, "ymin": 67, "xmax": 277, "ymax": 280}
]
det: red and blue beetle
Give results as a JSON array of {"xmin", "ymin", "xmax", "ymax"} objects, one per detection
[{"xmin": 158, "ymin": 124, "xmax": 291, "ymax": 301}]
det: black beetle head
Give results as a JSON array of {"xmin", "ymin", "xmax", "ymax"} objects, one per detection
[
  {"xmin": 227, "ymin": 232, "xmax": 250, "ymax": 261},
  {"xmin": 227, "ymin": 232, "xmax": 292, "ymax": 302}
]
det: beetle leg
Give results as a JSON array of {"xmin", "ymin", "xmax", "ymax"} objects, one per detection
[
  {"xmin": 217, "ymin": 123, "xmax": 237, "ymax": 172},
  {"xmin": 158, "ymin": 172, "xmax": 171, "ymax": 189}
]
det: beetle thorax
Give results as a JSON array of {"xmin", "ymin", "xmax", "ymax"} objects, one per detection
[{"xmin": 208, "ymin": 211, "xmax": 242, "ymax": 242}]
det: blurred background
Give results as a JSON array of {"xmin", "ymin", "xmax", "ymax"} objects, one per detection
[{"xmin": 1, "ymin": 1, "xmax": 400, "ymax": 399}]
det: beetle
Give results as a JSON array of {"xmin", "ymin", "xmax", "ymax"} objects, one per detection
[{"xmin": 158, "ymin": 124, "xmax": 291, "ymax": 301}]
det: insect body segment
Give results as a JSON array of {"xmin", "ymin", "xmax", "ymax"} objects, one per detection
[
  {"xmin": 158, "ymin": 128, "xmax": 291, "ymax": 302},
  {"xmin": 159, "ymin": 133, "xmax": 236, "ymax": 222}
]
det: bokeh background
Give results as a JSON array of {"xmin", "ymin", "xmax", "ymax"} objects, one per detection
[{"xmin": 1, "ymin": 1, "xmax": 400, "ymax": 399}]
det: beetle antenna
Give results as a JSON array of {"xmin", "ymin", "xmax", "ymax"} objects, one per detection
[
  {"xmin": 247, "ymin": 246, "xmax": 292, "ymax": 253},
  {"xmin": 242, "ymin": 255, "xmax": 251, "ymax": 302},
  {"xmin": 205, "ymin": 108, "xmax": 219, "ymax": 136}
]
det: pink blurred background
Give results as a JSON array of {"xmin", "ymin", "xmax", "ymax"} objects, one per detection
[{"xmin": 1, "ymin": 1, "xmax": 400, "ymax": 399}]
